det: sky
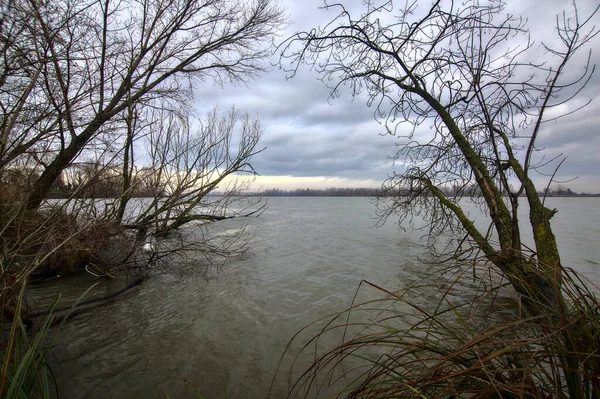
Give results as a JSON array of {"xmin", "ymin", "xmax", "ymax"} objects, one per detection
[{"xmin": 194, "ymin": 0, "xmax": 600, "ymax": 193}]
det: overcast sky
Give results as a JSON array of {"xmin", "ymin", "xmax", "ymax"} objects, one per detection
[{"xmin": 195, "ymin": 0, "xmax": 600, "ymax": 193}]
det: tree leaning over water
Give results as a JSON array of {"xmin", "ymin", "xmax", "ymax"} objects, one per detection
[
  {"xmin": 1, "ymin": 1, "xmax": 282, "ymax": 391},
  {"xmin": 0, "ymin": 0, "xmax": 283, "ymax": 210},
  {"xmin": 280, "ymin": 0, "xmax": 598, "ymax": 314},
  {"xmin": 0, "ymin": 0, "xmax": 283, "ymax": 312}
]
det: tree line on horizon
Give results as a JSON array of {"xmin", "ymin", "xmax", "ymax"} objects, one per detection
[
  {"xmin": 254, "ymin": 186, "xmax": 599, "ymax": 197},
  {"xmin": 256, "ymin": 187, "xmax": 381, "ymax": 197}
]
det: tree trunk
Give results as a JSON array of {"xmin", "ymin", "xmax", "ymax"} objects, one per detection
[{"xmin": 25, "ymin": 116, "xmax": 107, "ymax": 209}]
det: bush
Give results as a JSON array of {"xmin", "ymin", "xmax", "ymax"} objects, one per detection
[
  {"xmin": 0, "ymin": 204, "xmax": 119, "ymax": 276},
  {"xmin": 0, "ymin": 201, "xmax": 121, "ymax": 323}
]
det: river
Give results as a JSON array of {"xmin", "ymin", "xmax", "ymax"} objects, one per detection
[{"xmin": 30, "ymin": 197, "xmax": 600, "ymax": 398}]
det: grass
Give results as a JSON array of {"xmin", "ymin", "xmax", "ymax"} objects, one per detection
[
  {"xmin": 0, "ymin": 283, "xmax": 95, "ymax": 398},
  {"xmin": 281, "ymin": 263, "xmax": 600, "ymax": 398}
]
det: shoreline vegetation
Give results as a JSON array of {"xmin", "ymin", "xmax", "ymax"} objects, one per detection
[{"xmin": 282, "ymin": 262, "xmax": 600, "ymax": 398}]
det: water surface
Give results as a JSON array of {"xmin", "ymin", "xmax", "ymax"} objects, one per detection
[{"xmin": 32, "ymin": 197, "xmax": 599, "ymax": 398}]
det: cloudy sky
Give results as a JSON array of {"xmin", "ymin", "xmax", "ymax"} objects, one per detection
[{"xmin": 195, "ymin": 0, "xmax": 600, "ymax": 193}]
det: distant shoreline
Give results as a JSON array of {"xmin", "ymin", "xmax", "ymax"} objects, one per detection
[
  {"xmin": 251, "ymin": 192, "xmax": 600, "ymax": 198},
  {"xmin": 45, "ymin": 189, "xmax": 600, "ymax": 199}
]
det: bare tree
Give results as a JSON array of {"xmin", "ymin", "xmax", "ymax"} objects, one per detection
[
  {"xmin": 0, "ymin": 0, "xmax": 283, "ymax": 209},
  {"xmin": 115, "ymin": 105, "xmax": 265, "ymax": 235},
  {"xmin": 280, "ymin": 0, "xmax": 598, "ymax": 311},
  {"xmin": 0, "ymin": 0, "xmax": 279, "ymax": 305}
]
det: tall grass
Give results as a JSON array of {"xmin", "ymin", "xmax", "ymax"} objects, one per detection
[
  {"xmin": 282, "ymin": 263, "xmax": 600, "ymax": 398},
  {"xmin": 0, "ymin": 284, "xmax": 94, "ymax": 398}
]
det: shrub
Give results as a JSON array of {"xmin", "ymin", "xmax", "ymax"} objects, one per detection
[
  {"xmin": 0, "ymin": 204, "xmax": 119, "ymax": 276},
  {"xmin": 0, "ymin": 201, "xmax": 121, "ymax": 322}
]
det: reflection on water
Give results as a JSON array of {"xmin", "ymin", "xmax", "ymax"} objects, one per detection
[{"xmin": 27, "ymin": 197, "xmax": 599, "ymax": 398}]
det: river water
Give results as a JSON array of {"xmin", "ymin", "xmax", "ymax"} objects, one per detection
[{"xmin": 30, "ymin": 197, "xmax": 600, "ymax": 398}]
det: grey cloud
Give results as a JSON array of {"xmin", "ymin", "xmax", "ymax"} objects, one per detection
[
  {"xmin": 194, "ymin": 67, "xmax": 376, "ymax": 130},
  {"xmin": 252, "ymin": 120, "xmax": 397, "ymax": 179},
  {"xmin": 192, "ymin": 0, "xmax": 600, "ymax": 192}
]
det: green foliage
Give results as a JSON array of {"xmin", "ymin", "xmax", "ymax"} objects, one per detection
[{"xmin": 284, "ymin": 264, "xmax": 600, "ymax": 398}]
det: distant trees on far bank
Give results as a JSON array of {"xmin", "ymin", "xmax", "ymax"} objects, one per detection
[
  {"xmin": 258, "ymin": 187, "xmax": 381, "ymax": 197},
  {"xmin": 256, "ymin": 186, "xmax": 599, "ymax": 197},
  {"xmin": 543, "ymin": 187, "xmax": 599, "ymax": 197},
  {"xmin": 46, "ymin": 164, "xmax": 166, "ymax": 199}
]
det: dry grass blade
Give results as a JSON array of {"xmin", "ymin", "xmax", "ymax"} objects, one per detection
[
  {"xmin": 0, "ymin": 283, "xmax": 96, "ymax": 398},
  {"xmin": 284, "ymin": 263, "xmax": 600, "ymax": 398}
]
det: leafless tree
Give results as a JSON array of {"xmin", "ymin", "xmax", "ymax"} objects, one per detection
[
  {"xmin": 280, "ymin": 0, "xmax": 598, "ymax": 311},
  {"xmin": 100, "ymin": 104, "xmax": 265, "ymax": 244},
  {"xmin": 0, "ymin": 0, "xmax": 280, "ymax": 307},
  {"xmin": 0, "ymin": 0, "xmax": 282, "ymax": 209}
]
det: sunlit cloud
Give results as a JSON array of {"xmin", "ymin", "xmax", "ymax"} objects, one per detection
[{"xmin": 224, "ymin": 175, "xmax": 382, "ymax": 191}]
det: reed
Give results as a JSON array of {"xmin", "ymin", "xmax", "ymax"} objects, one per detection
[
  {"xmin": 283, "ymin": 263, "xmax": 600, "ymax": 398},
  {"xmin": 0, "ymin": 284, "xmax": 94, "ymax": 398}
]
